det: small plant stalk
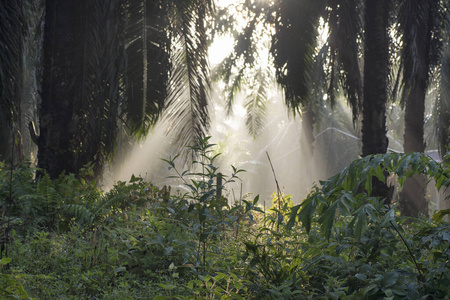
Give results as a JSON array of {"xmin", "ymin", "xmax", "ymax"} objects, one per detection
[{"xmin": 266, "ymin": 152, "xmax": 283, "ymax": 233}]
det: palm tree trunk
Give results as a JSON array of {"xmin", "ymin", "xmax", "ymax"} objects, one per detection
[
  {"xmin": 401, "ymin": 83, "xmax": 428, "ymax": 218},
  {"xmin": 301, "ymin": 104, "xmax": 315, "ymax": 157},
  {"xmin": 397, "ymin": 0, "xmax": 441, "ymax": 219},
  {"xmin": 37, "ymin": 0, "xmax": 83, "ymax": 178},
  {"xmin": 361, "ymin": 0, "xmax": 390, "ymax": 200}
]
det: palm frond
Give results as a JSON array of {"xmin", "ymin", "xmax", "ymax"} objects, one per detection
[
  {"xmin": 0, "ymin": 1, "xmax": 27, "ymax": 159},
  {"xmin": 309, "ymin": 44, "xmax": 330, "ymax": 125},
  {"xmin": 123, "ymin": 0, "xmax": 171, "ymax": 138},
  {"xmin": 244, "ymin": 68, "xmax": 270, "ymax": 138},
  {"xmin": 271, "ymin": 0, "xmax": 326, "ymax": 114},
  {"xmin": 225, "ymin": 69, "xmax": 244, "ymax": 115},
  {"xmin": 328, "ymin": 0, "xmax": 363, "ymax": 120},
  {"xmin": 212, "ymin": 15, "xmax": 259, "ymax": 115},
  {"xmin": 69, "ymin": 0, "xmax": 125, "ymax": 176},
  {"xmin": 398, "ymin": 0, "xmax": 442, "ymax": 106},
  {"xmin": 163, "ymin": 0, "xmax": 213, "ymax": 159}
]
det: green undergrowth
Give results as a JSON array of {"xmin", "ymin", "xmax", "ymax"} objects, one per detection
[{"xmin": 1, "ymin": 140, "xmax": 449, "ymax": 299}]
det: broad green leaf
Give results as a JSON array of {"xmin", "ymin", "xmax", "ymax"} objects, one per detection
[
  {"xmin": 355, "ymin": 273, "xmax": 367, "ymax": 281},
  {"xmin": 354, "ymin": 209, "xmax": 367, "ymax": 241},
  {"xmin": 380, "ymin": 272, "xmax": 399, "ymax": 288},
  {"xmin": 298, "ymin": 197, "xmax": 317, "ymax": 233},
  {"xmin": 337, "ymin": 193, "xmax": 354, "ymax": 216},
  {"xmin": 0, "ymin": 257, "xmax": 11, "ymax": 265},
  {"xmin": 365, "ymin": 176, "xmax": 372, "ymax": 195},
  {"xmin": 319, "ymin": 201, "xmax": 338, "ymax": 240},
  {"xmin": 432, "ymin": 209, "xmax": 450, "ymax": 223},
  {"xmin": 374, "ymin": 165, "xmax": 385, "ymax": 183},
  {"xmin": 396, "ymin": 155, "xmax": 411, "ymax": 177},
  {"xmin": 409, "ymin": 152, "xmax": 421, "ymax": 169},
  {"xmin": 287, "ymin": 204, "xmax": 301, "ymax": 230}
]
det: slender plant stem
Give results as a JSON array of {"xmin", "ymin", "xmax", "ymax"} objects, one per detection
[
  {"xmin": 266, "ymin": 152, "xmax": 283, "ymax": 233},
  {"xmin": 389, "ymin": 220, "xmax": 423, "ymax": 279}
]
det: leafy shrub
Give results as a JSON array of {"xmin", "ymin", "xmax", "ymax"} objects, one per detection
[
  {"xmin": 2, "ymin": 148, "xmax": 449, "ymax": 299},
  {"xmin": 242, "ymin": 152, "xmax": 450, "ymax": 298}
]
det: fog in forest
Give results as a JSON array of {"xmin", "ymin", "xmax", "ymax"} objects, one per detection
[
  {"xmin": 106, "ymin": 81, "xmax": 364, "ymax": 205},
  {"xmin": 102, "ymin": 0, "xmax": 441, "ymax": 208}
]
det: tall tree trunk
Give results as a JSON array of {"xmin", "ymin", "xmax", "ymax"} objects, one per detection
[
  {"xmin": 397, "ymin": 0, "xmax": 440, "ymax": 219},
  {"xmin": 300, "ymin": 104, "xmax": 315, "ymax": 184},
  {"xmin": 362, "ymin": 0, "xmax": 390, "ymax": 200},
  {"xmin": 401, "ymin": 83, "xmax": 428, "ymax": 218},
  {"xmin": 38, "ymin": 0, "xmax": 83, "ymax": 178},
  {"xmin": 301, "ymin": 104, "xmax": 315, "ymax": 157}
]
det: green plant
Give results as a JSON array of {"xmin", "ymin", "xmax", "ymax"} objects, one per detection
[
  {"xmin": 288, "ymin": 152, "xmax": 450, "ymax": 239},
  {"xmin": 0, "ymin": 257, "xmax": 36, "ymax": 299},
  {"xmin": 283, "ymin": 152, "xmax": 450, "ymax": 298},
  {"xmin": 162, "ymin": 136, "xmax": 246, "ymax": 270}
]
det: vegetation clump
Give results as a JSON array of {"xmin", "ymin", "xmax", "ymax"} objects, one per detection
[{"xmin": 1, "ymin": 142, "xmax": 449, "ymax": 299}]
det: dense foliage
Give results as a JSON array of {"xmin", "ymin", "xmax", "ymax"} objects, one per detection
[{"xmin": 1, "ymin": 141, "xmax": 449, "ymax": 299}]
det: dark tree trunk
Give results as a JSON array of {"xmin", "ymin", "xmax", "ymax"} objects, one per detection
[
  {"xmin": 300, "ymin": 104, "xmax": 315, "ymax": 184},
  {"xmin": 404, "ymin": 84, "xmax": 426, "ymax": 155},
  {"xmin": 396, "ymin": 0, "xmax": 442, "ymax": 219},
  {"xmin": 401, "ymin": 83, "xmax": 428, "ymax": 218},
  {"xmin": 37, "ymin": 0, "xmax": 83, "ymax": 178},
  {"xmin": 301, "ymin": 104, "xmax": 315, "ymax": 157},
  {"xmin": 362, "ymin": 0, "xmax": 390, "ymax": 200}
]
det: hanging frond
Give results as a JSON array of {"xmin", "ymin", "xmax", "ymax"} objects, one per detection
[
  {"xmin": 0, "ymin": 1, "xmax": 27, "ymax": 160},
  {"xmin": 213, "ymin": 15, "xmax": 259, "ymax": 115},
  {"xmin": 271, "ymin": 0, "xmax": 327, "ymax": 114},
  {"xmin": 163, "ymin": 0, "xmax": 213, "ymax": 160},
  {"xmin": 123, "ymin": 0, "xmax": 171, "ymax": 138},
  {"xmin": 244, "ymin": 68, "xmax": 270, "ymax": 138},
  {"xmin": 70, "ymin": 0, "xmax": 125, "ymax": 176},
  {"xmin": 225, "ymin": 69, "xmax": 244, "ymax": 115},
  {"xmin": 309, "ymin": 44, "xmax": 330, "ymax": 125},
  {"xmin": 328, "ymin": 0, "xmax": 363, "ymax": 120},
  {"xmin": 398, "ymin": 0, "xmax": 442, "ymax": 106}
]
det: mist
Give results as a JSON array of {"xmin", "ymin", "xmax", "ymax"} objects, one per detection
[{"xmin": 106, "ymin": 78, "xmax": 364, "ymax": 207}]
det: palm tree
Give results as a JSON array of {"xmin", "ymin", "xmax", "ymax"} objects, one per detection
[
  {"xmin": 360, "ymin": 0, "xmax": 392, "ymax": 200},
  {"xmin": 217, "ymin": 0, "xmax": 396, "ymax": 198},
  {"xmin": 361, "ymin": 0, "xmax": 391, "ymax": 157},
  {"xmin": 37, "ymin": 0, "xmax": 213, "ymax": 178},
  {"xmin": 397, "ymin": 0, "xmax": 443, "ymax": 217},
  {"xmin": 38, "ymin": 0, "xmax": 126, "ymax": 178}
]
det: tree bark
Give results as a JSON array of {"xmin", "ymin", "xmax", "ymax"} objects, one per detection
[
  {"xmin": 401, "ymin": 84, "xmax": 428, "ymax": 218},
  {"xmin": 362, "ymin": 0, "xmax": 390, "ymax": 201}
]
